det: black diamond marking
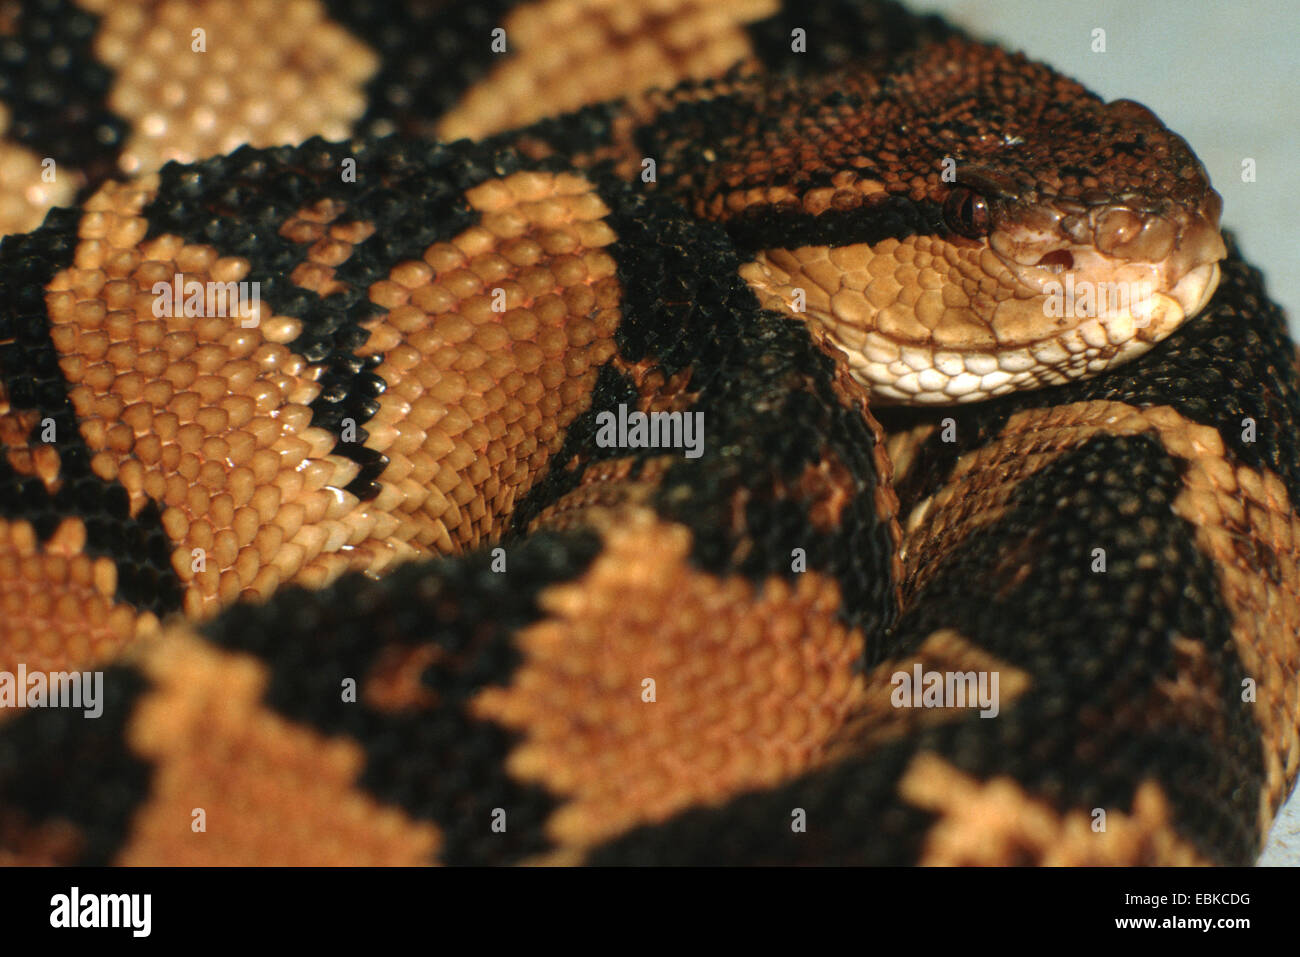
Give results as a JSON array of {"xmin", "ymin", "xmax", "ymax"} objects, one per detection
[
  {"xmin": 594, "ymin": 433, "xmax": 1266, "ymax": 865},
  {"xmin": 883, "ymin": 433, "xmax": 1265, "ymax": 864},
  {"xmin": 588, "ymin": 735, "xmax": 936, "ymax": 864}
]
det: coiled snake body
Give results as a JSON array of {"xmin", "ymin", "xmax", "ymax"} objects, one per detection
[{"xmin": 0, "ymin": 0, "xmax": 1296, "ymax": 865}]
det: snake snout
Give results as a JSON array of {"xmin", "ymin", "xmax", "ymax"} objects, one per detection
[
  {"xmin": 1169, "ymin": 202, "xmax": 1228, "ymax": 282},
  {"xmin": 1095, "ymin": 208, "xmax": 1168, "ymax": 258},
  {"xmin": 1092, "ymin": 194, "xmax": 1226, "ymax": 281}
]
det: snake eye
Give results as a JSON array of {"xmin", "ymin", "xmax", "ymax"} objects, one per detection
[{"xmin": 944, "ymin": 187, "xmax": 991, "ymax": 239}]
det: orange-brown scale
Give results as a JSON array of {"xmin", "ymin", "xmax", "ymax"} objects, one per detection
[
  {"xmin": 436, "ymin": 0, "xmax": 777, "ymax": 141},
  {"xmin": 642, "ymin": 39, "xmax": 1214, "ymax": 226},
  {"xmin": 353, "ymin": 170, "xmax": 622, "ymax": 555},
  {"xmin": 0, "ymin": 517, "xmax": 158, "ymax": 675},
  {"xmin": 44, "ymin": 177, "xmax": 374, "ymax": 622},
  {"xmin": 113, "ymin": 627, "xmax": 442, "ymax": 865},
  {"xmin": 0, "ymin": 0, "xmax": 957, "ymax": 239},
  {"xmin": 79, "ymin": 0, "xmax": 378, "ymax": 177},
  {"xmin": 1144, "ymin": 635, "xmax": 1234, "ymax": 751},
  {"xmin": 0, "ymin": 103, "xmax": 78, "ymax": 236},
  {"xmin": 0, "ymin": 18, "xmax": 1279, "ymax": 863},
  {"xmin": 525, "ymin": 456, "xmax": 677, "ymax": 534},
  {"xmin": 32, "ymin": 167, "xmax": 628, "ymax": 631},
  {"xmin": 472, "ymin": 506, "xmax": 865, "ymax": 854},
  {"xmin": 362, "ymin": 642, "xmax": 443, "ymax": 714},
  {"xmin": 741, "ymin": 235, "xmax": 1013, "ymax": 350},
  {"xmin": 778, "ymin": 453, "xmax": 855, "ymax": 534},
  {"xmin": 279, "ymin": 199, "xmax": 376, "ymax": 298},
  {"xmin": 899, "ymin": 753, "xmax": 1209, "ymax": 865},
  {"xmin": 606, "ymin": 358, "xmax": 697, "ymax": 415},
  {"xmin": 883, "ymin": 419, "xmax": 937, "ymax": 490},
  {"xmin": 826, "ymin": 627, "xmax": 1031, "ymax": 760},
  {"xmin": 0, "ymin": 403, "xmax": 62, "ymax": 494}
]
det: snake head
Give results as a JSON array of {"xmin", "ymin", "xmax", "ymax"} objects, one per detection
[
  {"xmin": 715, "ymin": 41, "xmax": 1229, "ymax": 403},
  {"xmin": 933, "ymin": 95, "xmax": 1227, "ymax": 394}
]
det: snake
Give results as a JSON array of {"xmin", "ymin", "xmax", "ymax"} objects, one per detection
[{"xmin": 0, "ymin": 0, "xmax": 1296, "ymax": 866}]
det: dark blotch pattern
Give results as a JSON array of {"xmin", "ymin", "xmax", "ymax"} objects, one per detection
[
  {"xmin": 0, "ymin": 0, "xmax": 127, "ymax": 195},
  {"xmin": 590, "ymin": 739, "xmax": 934, "ymax": 865},
  {"xmin": 141, "ymin": 136, "xmax": 547, "ymax": 499},
  {"xmin": 513, "ymin": 178, "xmax": 897, "ymax": 638},
  {"xmin": 321, "ymin": 0, "xmax": 522, "ymax": 139},
  {"xmin": 0, "ymin": 209, "xmax": 180, "ymax": 614},
  {"xmin": 0, "ymin": 666, "xmax": 152, "ymax": 865},
  {"xmin": 746, "ymin": 0, "xmax": 962, "ymax": 75},
  {"xmin": 595, "ymin": 433, "xmax": 1263, "ymax": 864},
  {"xmin": 722, "ymin": 195, "xmax": 947, "ymax": 255},
  {"xmin": 203, "ymin": 529, "xmax": 602, "ymax": 865},
  {"xmin": 883, "ymin": 434, "xmax": 1264, "ymax": 864}
]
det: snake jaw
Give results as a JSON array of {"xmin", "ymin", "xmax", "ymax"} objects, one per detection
[
  {"xmin": 986, "ymin": 184, "xmax": 1228, "ymax": 351},
  {"xmin": 739, "ymin": 193, "xmax": 1228, "ymax": 406},
  {"xmin": 740, "ymin": 184, "xmax": 1228, "ymax": 406}
]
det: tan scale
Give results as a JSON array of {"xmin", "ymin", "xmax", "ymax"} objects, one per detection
[
  {"xmin": 44, "ymin": 176, "xmax": 378, "ymax": 624},
  {"xmin": 784, "ymin": 452, "xmax": 856, "ymax": 534},
  {"xmin": 39, "ymin": 169, "xmax": 624, "ymax": 642},
  {"xmin": 361, "ymin": 643, "xmax": 443, "ymax": 714},
  {"xmin": 0, "ymin": 403, "xmax": 62, "ymax": 494},
  {"xmin": 827, "ymin": 627, "xmax": 1031, "ymax": 760},
  {"xmin": 1147, "ymin": 634, "xmax": 1236, "ymax": 745},
  {"xmin": 78, "ymin": 0, "xmax": 378, "ymax": 176},
  {"xmin": 0, "ymin": 103, "xmax": 78, "ymax": 236},
  {"xmin": 436, "ymin": 0, "xmax": 777, "ymax": 141},
  {"xmin": 883, "ymin": 419, "xmax": 939, "ymax": 489},
  {"xmin": 899, "ymin": 752, "xmax": 1209, "ymax": 865},
  {"xmin": 472, "ymin": 506, "xmax": 867, "ymax": 853},
  {"xmin": 353, "ymin": 170, "xmax": 621, "ymax": 554},
  {"xmin": 899, "ymin": 400, "xmax": 1300, "ymax": 842},
  {"xmin": 278, "ymin": 197, "xmax": 375, "ymax": 298},
  {"xmin": 115, "ymin": 628, "xmax": 441, "ymax": 865},
  {"xmin": 0, "ymin": 516, "xmax": 159, "ymax": 677},
  {"xmin": 525, "ymin": 455, "xmax": 678, "ymax": 533}
]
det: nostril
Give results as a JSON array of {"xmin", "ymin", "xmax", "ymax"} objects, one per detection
[{"xmin": 1036, "ymin": 250, "xmax": 1074, "ymax": 271}]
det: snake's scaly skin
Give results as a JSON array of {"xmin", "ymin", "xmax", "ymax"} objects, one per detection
[{"xmin": 0, "ymin": 0, "xmax": 1296, "ymax": 865}]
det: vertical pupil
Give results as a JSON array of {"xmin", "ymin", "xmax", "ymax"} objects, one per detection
[{"xmin": 945, "ymin": 188, "xmax": 986, "ymax": 236}]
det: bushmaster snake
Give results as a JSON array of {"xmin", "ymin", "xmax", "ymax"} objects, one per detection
[{"xmin": 0, "ymin": 0, "xmax": 1295, "ymax": 865}]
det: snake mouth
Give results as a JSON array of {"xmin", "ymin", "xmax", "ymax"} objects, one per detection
[
  {"xmin": 881, "ymin": 188, "xmax": 1229, "ymax": 403},
  {"xmin": 737, "ymin": 186, "xmax": 1228, "ymax": 405},
  {"xmin": 989, "ymin": 187, "xmax": 1227, "ymax": 331}
]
